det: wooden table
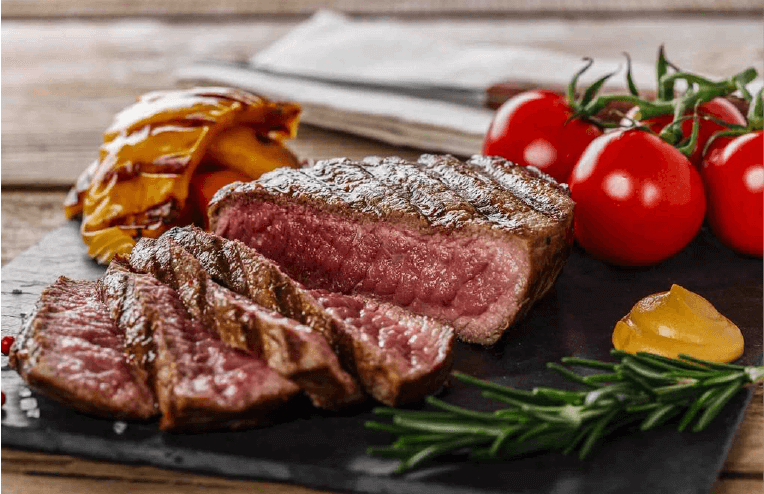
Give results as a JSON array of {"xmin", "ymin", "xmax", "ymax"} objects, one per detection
[{"xmin": 2, "ymin": 7, "xmax": 762, "ymax": 494}]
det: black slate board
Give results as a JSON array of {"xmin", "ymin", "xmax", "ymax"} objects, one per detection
[{"xmin": 2, "ymin": 221, "xmax": 762, "ymax": 494}]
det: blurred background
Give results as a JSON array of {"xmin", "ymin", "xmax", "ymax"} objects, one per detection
[
  {"xmin": 2, "ymin": 0, "xmax": 763, "ymax": 263},
  {"xmin": 2, "ymin": 2, "xmax": 763, "ymax": 494}
]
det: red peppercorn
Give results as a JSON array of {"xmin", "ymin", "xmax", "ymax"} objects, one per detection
[{"xmin": 1, "ymin": 336, "xmax": 15, "ymax": 355}]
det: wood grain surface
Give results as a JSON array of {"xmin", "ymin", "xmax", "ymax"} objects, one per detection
[
  {"xmin": 2, "ymin": 9, "xmax": 762, "ymax": 494},
  {"xmin": 3, "ymin": 19, "xmax": 762, "ymax": 187},
  {"xmin": 3, "ymin": 0, "xmax": 761, "ymax": 18}
]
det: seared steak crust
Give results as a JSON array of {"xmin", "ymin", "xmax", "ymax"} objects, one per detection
[
  {"xmin": 209, "ymin": 154, "xmax": 574, "ymax": 344},
  {"xmin": 415, "ymin": 155, "xmax": 574, "ymax": 332},
  {"xmin": 163, "ymin": 226, "xmax": 454, "ymax": 406},
  {"xmin": 163, "ymin": 227, "xmax": 341, "ymax": 347},
  {"xmin": 129, "ymin": 235, "xmax": 362, "ymax": 410},
  {"xmin": 100, "ymin": 262, "xmax": 298, "ymax": 431},
  {"xmin": 9, "ymin": 277, "xmax": 156, "ymax": 420}
]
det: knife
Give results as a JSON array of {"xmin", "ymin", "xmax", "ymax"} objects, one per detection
[{"xmin": 199, "ymin": 60, "xmax": 536, "ymax": 110}]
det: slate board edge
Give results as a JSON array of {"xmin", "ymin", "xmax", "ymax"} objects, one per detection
[{"xmin": 1, "ymin": 222, "xmax": 761, "ymax": 494}]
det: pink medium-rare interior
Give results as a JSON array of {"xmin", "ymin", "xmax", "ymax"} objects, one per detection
[
  {"xmin": 170, "ymin": 325, "xmax": 295, "ymax": 412},
  {"xmin": 121, "ymin": 272, "xmax": 296, "ymax": 416},
  {"xmin": 215, "ymin": 200, "xmax": 531, "ymax": 340},
  {"xmin": 25, "ymin": 279, "xmax": 155, "ymax": 417},
  {"xmin": 144, "ymin": 284, "xmax": 295, "ymax": 413},
  {"xmin": 310, "ymin": 289, "xmax": 451, "ymax": 375}
]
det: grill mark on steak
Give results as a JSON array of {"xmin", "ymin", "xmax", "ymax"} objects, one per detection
[
  {"xmin": 359, "ymin": 156, "xmax": 480, "ymax": 230},
  {"xmin": 414, "ymin": 154, "xmax": 575, "ymax": 333},
  {"xmin": 9, "ymin": 277, "xmax": 156, "ymax": 420},
  {"xmin": 129, "ymin": 236, "xmax": 363, "ymax": 410},
  {"xmin": 464, "ymin": 155, "xmax": 573, "ymax": 221},
  {"xmin": 415, "ymin": 154, "xmax": 551, "ymax": 233},
  {"xmin": 209, "ymin": 154, "xmax": 575, "ymax": 345},
  {"xmin": 305, "ymin": 158, "xmax": 430, "ymax": 227},
  {"xmin": 163, "ymin": 227, "xmax": 338, "ymax": 345},
  {"xmin": 98, "ymin": 259, "xmax": 158, "ymax": 385},
  {"xmin": 163, "ymin": 226, "xmax": 454, "ymax": 406},
  {"xmin": 100, "ymin": 262, "xmax": 299, "ymax": 431}
]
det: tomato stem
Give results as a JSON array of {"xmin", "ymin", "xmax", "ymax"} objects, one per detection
[
  {"xmin": 623, "ymin": 53, "xmax": 640, "ymax": 97},
  {"xmin": 567, "ymin": 58, "xmax": 595, "ymax": 113},
  {"xmin": 565, "ymin": 48, "xmax": 758, "ymax": 159},
  {"xmin": 656, "ymin": 45, "xmax": 675, "ymax": 100},
  {"xmin": 748, "ymin": 88, "xmax": 763, "ymax": 129},
  {"xmin": 675, "ymin": 108, "xmax": 701, "ymax": 158}
]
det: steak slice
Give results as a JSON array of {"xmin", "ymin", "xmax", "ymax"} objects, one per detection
[
  {"xmin": 100, "ymin": 262, "xmax": 299, "ymax": 431},
  {"xmin": 413, "ymin": 154, "xmax": 574, "ymax": 339},
  {"xmin": 129, "ymin": 236, "xmax": 362, "ymax": 410},
  {"xmin": 163, "ymin": 226, "xmax": 454, "ymax": 406},
  {"xmin": 311, "ymin": 290, "xmax": 454, "ymax": 405},
  {"xmin": 9, "ymin": 277, "xmax": 156, "ymax": 420},
  {"xmin": 208, "ymin": 154, "xmax": 574, "ymax": 344}
]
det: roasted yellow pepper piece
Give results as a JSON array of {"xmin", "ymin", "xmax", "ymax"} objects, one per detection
[
  {"xmin": 612, "ymin": 284, "xmax": 744, "ymax": 363},
  {"xmin": 64, "ymin": 87, "xmax": 301, "ymax": 263}
]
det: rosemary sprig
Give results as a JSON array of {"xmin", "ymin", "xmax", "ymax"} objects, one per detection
[{"xmin": 366, "ymin": 350, "xmax": 763, "ymax": 473}]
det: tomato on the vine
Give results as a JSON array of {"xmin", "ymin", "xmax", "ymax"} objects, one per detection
[
  {"xmin": 701, "ymin": 131, "xmax": 763, "ymax": 257},
  {"xmin": 569, "ymin": 129, "xmax": 706, "ymax": 266},
  {"xmin": 482, "ymin": 90, "xmax": 602, "ymax": 183},
  {"xmin": 625, "ymin": 97, "xmax": 746, "ymax": 168}
]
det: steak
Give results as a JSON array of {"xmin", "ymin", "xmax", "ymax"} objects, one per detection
[
  {"xmin": 9, "ymin": 277, "xmax": 156, "ymax": 420},
  {"xmin": 100, "ymin": 262, "xmax": 299, "ymax": 431},
  {"xmin": 163, "ymin": 226, "xmax": 454, "ymax": 406},
  {"xmin": 129, "ymin": 236, "xmax": 362, "ymax": 410},
  {"xmin": 208, "ymin": 154, "xmax": 574, "ymax": 344}
]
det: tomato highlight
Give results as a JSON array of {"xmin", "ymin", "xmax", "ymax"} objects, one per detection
[
  {"xmin": 701, "ymin": 131, "xmax": 763, "ymax": 257},
  {"xmin": 482, "ymin": 90, "xmax": 602, "ymax": 183}
]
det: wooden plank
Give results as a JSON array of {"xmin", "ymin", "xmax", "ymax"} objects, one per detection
[
  {"xmin": 1, "ymin": 451, "xmax": 333, "ymax": 494},
  {"xmin": 3, "ymin": 18, "xmax": 763, "ymax": 186},
  {"xmin": 1, "ymin": 191, "xmax": 68, "ymax": 266},
  {"xmin": 711, "ymin": 477, "xmax": 764, "ymax": 494},
  {"xmin": 721, "ymin": 385, "xmax": 764, "ymax": 474},
  {"xmin": 2, "ymin": 0, "xmax": 761, "ymax": 18}
]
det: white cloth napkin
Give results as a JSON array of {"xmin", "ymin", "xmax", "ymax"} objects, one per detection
[
  {"xmin": 252, "ymin": 10, "xmax": 657, "ymax": 92},
  {"xmin": 177, "ymin": 11, "xmax": 660, "ymax": 155}
]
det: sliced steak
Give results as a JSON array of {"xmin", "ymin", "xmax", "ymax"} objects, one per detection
[
  {"xmin": 163, "ymin": 226, "xmax": 454, "ymax": 406},
  {"xmin": 208, "ymin": 154, "xmax": 574, "ymax": 344},
  {"xmin": 129, "ymin": 236, "xmax": 362, "ymax": 410},
  {"xmin": 100, "ymin": 262, "xmax": 299, "ymax": 431},
  {"xmin": 311, "ymin": 290, "xmax": 454, "ymax": 405},
  {"xmin": 9, "ymin": 277, "xmax": 156, "ymax": 420}
]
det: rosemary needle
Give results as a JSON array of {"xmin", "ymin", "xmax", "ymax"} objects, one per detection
[{"xmin": 366, "ymin": 351, "xmax": 763, "ymax": 473}]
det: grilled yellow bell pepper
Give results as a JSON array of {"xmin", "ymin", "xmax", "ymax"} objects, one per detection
[{"xmin": 64, "ymin": 87, "xmax": 301, "ymax": 263}]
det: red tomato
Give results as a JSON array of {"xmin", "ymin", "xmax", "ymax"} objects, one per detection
[
  {"xmin": 569, "ymin": 129, "xmax": 706, "ymax": 266},
  {"xmin": 625, "ymin": 98, "xmax": 746, "ymax": 168},
  {"xmin": 701, "ymin": 131, "xmax": 763, "ymax": 257},
  {"xmin": 483, "ymin": 90, "xmax": 602, "ymax": 183},
  {"xmin": 0, "ymin": 336, "xmax": 14, "ymax": 355}
]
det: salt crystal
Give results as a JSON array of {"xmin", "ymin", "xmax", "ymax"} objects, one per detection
[
  {"xmin": 19, "ymin": 397, "xmax": 37, "ymax": 411},
  {"xmin": 113, "ymin": 421, "xmax": 127, "ymax": 434}
]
